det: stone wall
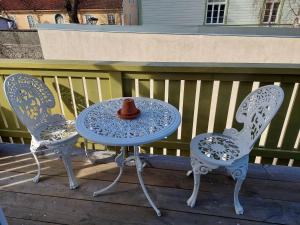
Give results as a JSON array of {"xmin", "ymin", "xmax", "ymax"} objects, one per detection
[{"xmin": 0, "ymin": 30, "xmax": 43, "ymax": 59}]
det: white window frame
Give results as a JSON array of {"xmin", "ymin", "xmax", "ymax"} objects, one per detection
[
  {"xmin": 27, "ymin": 15, "xmax": 37, "ymax": 29},
  {"xmin": 85, "ymin": 15, "xmax": 93, "ymax": 24},
  {"xmin": 107, "ymin": 14, "xmax": 115, "ymax": 25},
  {"xmin": 8, "ymin": 15, "xmax": 17, "ymax": 29},
  {"xmin": 262, "ymin": 0, "xmax": 281, "ymax": 24},
  {"xmin": 205, "ymin": 0, "xmax": 226, "ymax": 25},
  {"xmin": 55, "ymin": 14, "xmax": 64, "ymax": 24}
]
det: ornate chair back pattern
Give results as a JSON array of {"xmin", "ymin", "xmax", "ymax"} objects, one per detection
[
  {"xmin": 4, "ymin": 74, "xmax": 55, "ymax": 135},
  {"xmin": 235, "ymin": 85, "xmax": 284, "ymax": 150}
]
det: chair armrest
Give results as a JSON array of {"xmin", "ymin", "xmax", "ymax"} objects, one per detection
[{"xmin": 223, "ymin": 128, "xmax": 239, "ymax": 138}]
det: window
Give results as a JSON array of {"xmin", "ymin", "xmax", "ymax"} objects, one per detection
[
  {"xmin": 55, "ymin": 14, "xmax": 64, "ymax": 24},
  {"xmin": 27, "ymin": 15, "xmax": 37, "ymax": 29},
  {"xmin": 262, "ymin": 0, "xmax": 280, "ymax": 24},
  {"xmin": 85, "ymin": 15, "xmax": 93, "ymax": 24},
  {"xmin": 205, "ymin": 0, "xmax": 226, "ymax": 24},
  {"xmin": 107, "ymin": 14, "xmax": 115, "ymax": 25},
  {"xmin": 8, "ymin": 15, "xmax": 17, "ymax": 29}
]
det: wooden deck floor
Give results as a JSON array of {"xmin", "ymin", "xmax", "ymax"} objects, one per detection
[{"xmin": 0, "ymin": 143, "xmax": 300, "ymax": 225}]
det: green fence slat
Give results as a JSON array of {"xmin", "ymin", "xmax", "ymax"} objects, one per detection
[
  {"xmin": 100, "ymin": 79, "xmax": 111, "ymax": 100},
  {"xmin": 214, "ymin": 81, "xmax": 233, "ymax": 132},
  {"xmin": 123, "ymin": 78, "xmax": 134, "ymax": 97},
  {"xmin": 153, "ymin": 79, "xmax": 165, "ymax": 101},
  {"xmin": 282, "ymin": 85, "xmax": 300, "ymax": 150},
  {"xmin": 57, "ymin": 77, "xmax": 75, "ymax": 120},
  {"xmin": 86, "ymin": 77, "xmax": 99, "ymax": 105},
  {"xmin": 0, "ymin": 75, "xmax": 19, "ymax": 130},
  {"xmin": 196, "ymin": 80, "xmax": 213, "ymax": 134},
  {"xmin": 181, "ymin": 80, "xmax": 197, "ymax": 142},
  {"xmin": 43, "ymin": 76, "xmax": 65, "ymax": 115},
  {"xmin": 264, "ymin": 83, "xmax": 294, "ymax": 149},
  {"xmin": 139, "ymin": 79, "xmax": 150, "ymax": 98},
  {"xmin": 166, "ymin": 80, "xmax": 181, "ymax": 142}
]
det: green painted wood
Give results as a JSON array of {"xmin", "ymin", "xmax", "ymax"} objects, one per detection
[
  {"xmin": 0, "ymin": 75, "xmax": 19, "ymax": 131},
  {"xmin": 57, "ymin": 77, "xmax": 75, "ymax": 120},
  {"xmin": 1, "ymin": 59, "xmax": 300, "ymax": 75},
  {"xmin": 196, "ymin": 80, "xmax": 213, "ymax": 134},
  {"xmin": 0, "ymin": 60, "xmax": 299, "ymax": 165},
  {"xmin": 108, "ymin": 72, "xmax": 123, "ymax": 98},
  {"xmin": 153, "ymin": 79, "xmax": 165, "ymax": 101},
  {"xmin": 256, "ymin": 82, "xmax": 275, "ymax": 165},
  {"xmin": 99, "ymin": 79, "xmax": 111, "ymax": 100},
  {"xmin": 264, "ymin": 83, "xmax": 294, "ymax": 149},
  {"xmin": 138, "ymin": 79, "xmax": 150, "ymax": 98},
  {"xmin": 213, "ymin": 81, "xmax": 233, "ymax": 132},
  {"xmin": 70, "ymin": 77, "xmax": 87, "ymax": 114},
  {"xmin": 124, "ymin": 73, "xmax": 300, "ymax": 83},
  {"xmin": 153, "ymin": 79, "xmax": 166, "ymax": 155},
  {"xmin": 281, "ymin": 84, "xmax": 300, "ymax": 150},
  {"xmin": 85, "ymin": 77, "xmax": 99, "ymax": 105},
  {"xmin": 0, "ymin": 75, "xmax": 10, "ymax": 130},
  {"xmin": 166, "ymin": 80, "xmax": 180, "ymax": 146},
  {"xmin": 123, "ymin": 78, "xmax": 134, "ymax": 97},
  {"xmin": 181, "ymin": 80, "xmax": 197, "ymax": 142}
]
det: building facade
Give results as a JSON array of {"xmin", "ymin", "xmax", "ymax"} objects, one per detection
[
  {"xmin": 140, "ymin": 0, "xmax": 300, "ymax": 26},
  {"xmin": 0, "ymin": 0, "xmax": 138, "ymax": 29}
]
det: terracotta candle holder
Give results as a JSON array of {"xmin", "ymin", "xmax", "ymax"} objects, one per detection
[{"xmin": 117, "ymin": 98, "xmax": 140, "ymax": 119}]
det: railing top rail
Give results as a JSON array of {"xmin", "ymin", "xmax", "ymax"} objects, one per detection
[{"xmin": 1, "ymin": 59, "xmax": 300, "ymax": 74}]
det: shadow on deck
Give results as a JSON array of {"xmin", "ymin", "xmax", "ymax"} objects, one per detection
[{"xmin": 0, "ymin": 143, "xmax": 300, "ymax": 225}]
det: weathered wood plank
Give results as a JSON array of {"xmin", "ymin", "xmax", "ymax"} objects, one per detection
[
  {"xmin": 0, "ymin": 191, "xmax": 275, "ymax": 225},
  {"xmin": 7, "ymin": 217, "xmax": 62, "ymax": 225}
]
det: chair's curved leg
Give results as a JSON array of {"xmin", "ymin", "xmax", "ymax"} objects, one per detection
[
  {"xmin": 93, "ymin": 147, "xmax": 126, "ymax": 197},
  {"xmin": 134, "ymin": 146, "xmax": 161, "ymax": 216},
  {"xmin": 187, "ymin": 156, "xmax": 216, "ymax": 208},
  {"xmin": 187, "ymin": 171, "xmax": 200, "ymax": 207},
  {"xmin": 57, "ymin": 142, "xmax": 79, "ymax": 190},
  {"xmin": 227, "ymin": 155, "xmax": 249, "ymax": 215},
  {"xmin": 31, "ymin": 150, "xmax": 41, "ymax": 183},
  {"xmin": 61, "ymin": 152, "xmax": 79, "ymax": 190},
  {"xmin": 233, "ymin": 178, "xmax": 245, "ymax": 215},
  {"xmin": 30, "ymin": 141, "xmax": 41, "ymax": 183}
]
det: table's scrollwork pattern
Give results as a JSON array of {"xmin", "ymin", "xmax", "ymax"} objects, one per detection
[{"xmin": 83, "ymin": 98, "xmax": 177, "ymax": 139}]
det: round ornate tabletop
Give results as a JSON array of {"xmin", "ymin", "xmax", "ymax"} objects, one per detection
[{"xmin": 76, "ymin": 97, "xmax": 181, "ymax": 146}]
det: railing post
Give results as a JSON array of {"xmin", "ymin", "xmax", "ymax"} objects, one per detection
[{"xmin": 108, "ymin": 72, "xmax": 123, "ymax": 98}]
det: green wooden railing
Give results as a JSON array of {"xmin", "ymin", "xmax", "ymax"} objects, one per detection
[{"xmin": 0, "ymin": 60, "xmax": 299, "ymax": 166}]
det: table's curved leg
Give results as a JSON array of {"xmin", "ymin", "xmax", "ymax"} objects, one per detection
[
  {"xmin": 134, "ymin": 146, "xmax": 161, "ymax": 217},
  {"xmin": 93, "ymin": 147, "xmax": 125, "ymax": 197}
]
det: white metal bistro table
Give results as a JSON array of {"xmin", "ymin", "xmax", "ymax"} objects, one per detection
[{"xmin": 76, "ymin": 97, "xmax": 181, "ymax": 216}]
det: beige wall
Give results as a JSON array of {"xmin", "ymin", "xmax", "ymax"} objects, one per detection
[{"xmin": 38, "ymin": 29, "xmax": 300, "ymax": 63}]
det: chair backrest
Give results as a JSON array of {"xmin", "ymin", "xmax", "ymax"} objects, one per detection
[
  {"xmin": 4, "ymin": 74, "xmax": 55, "ymax": 134},
  {"xmin": 235, "ymin": 85, "xmax": 284, "ymax": 149}
]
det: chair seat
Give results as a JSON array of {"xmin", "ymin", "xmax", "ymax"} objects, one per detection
[
  {"xmin": 190, "ymin": 133, "xmax": 246, "ymax": 166},
  {"xmin": 39, "ymin": 120, "xmax": 78, "ymax": 143}
]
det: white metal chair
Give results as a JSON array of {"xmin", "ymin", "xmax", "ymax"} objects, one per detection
[
  {"xmin": 187, "ymin": 85, "xmax": 284, "ymax": 215},
  {"xmin": 4, "ymin": 74, "xmax": 79, "ymax": 189}
]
